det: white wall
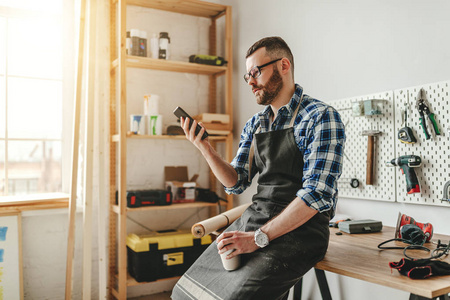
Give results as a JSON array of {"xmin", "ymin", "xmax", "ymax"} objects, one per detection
[
  {"xmin": 19, "ymin": 1, "xmax": 450, "ymax": 299},
  {"xmin": 225, "ymin": 0, "xmax": 450, "ymax": 299}
]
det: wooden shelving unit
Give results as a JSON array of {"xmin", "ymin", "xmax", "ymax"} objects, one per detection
[{"xmin": 108, "ymin": 0, "xmax": 233, "ymax": 298}]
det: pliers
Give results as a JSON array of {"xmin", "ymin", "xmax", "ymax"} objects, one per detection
[{"xmin": 415, "ymin": 88, "xmax": 440, "ymax": 140}]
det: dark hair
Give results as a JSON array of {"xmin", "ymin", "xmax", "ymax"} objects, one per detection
[{"xmin": 246, "ymin": 36, "xmax": 294, "ymax": 75}]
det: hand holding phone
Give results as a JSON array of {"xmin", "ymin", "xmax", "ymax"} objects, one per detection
[{"xmin": 173, "ymin": 106, "xmax": 208, "ymax": 140}]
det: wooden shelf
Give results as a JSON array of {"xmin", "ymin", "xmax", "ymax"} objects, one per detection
[
  {"xmin": 127, "ymin": 0, "xmax": 227, "ymax": 18},
  {"xmin": 112, "ymin": 201, "xmax": 217, "ymax": 214},
  {"xmin": 113, "ymin": 272, "xmax": 180, "ymax": 288},
  {"xmin": 112, "ymin": 274, "xmax": 180, "ymax": 298},
  {"xmin": 111, "ymin": 133, "xmax": 229, "ymax": 142},
  {"xmin": 109, "ymin": 1, "xmax": 233, "ymax": 297},
  {"xmin": 111, "ymin": 56, "xmax": 227, "ymax": 75}
]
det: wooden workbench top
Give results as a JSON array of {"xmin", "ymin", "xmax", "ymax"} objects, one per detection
[{"xmin": 316, "ymin": 226, "xmax": 450, "ymax": 299}]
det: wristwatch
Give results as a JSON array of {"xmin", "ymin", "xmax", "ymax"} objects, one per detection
[{"xmin": 254, "ymin": 228, "xmax": 269, "ymax": 248}]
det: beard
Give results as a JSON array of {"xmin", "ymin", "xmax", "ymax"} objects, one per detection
[{"xmin": 254, "ymin": 67, "xmax": 283, "ymax": 106}]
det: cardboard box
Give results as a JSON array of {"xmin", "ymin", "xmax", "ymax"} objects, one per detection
[
  {"xmin": 165, "ymin": 166, "xmax": 198, "ymax": 203},
  {"xmin": 194, "ymin": 113, "xmax": 231, "ymax": 135},
  {"xmin": 194, "ymin": 113, "xmax": 230, "ymax": 124},
  {"xmin": 127, "ymin": 229, "xmax": 212, "ymax": 282}
]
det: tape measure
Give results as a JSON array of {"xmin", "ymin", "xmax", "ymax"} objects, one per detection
[{"xmin": 189, "ymin": 54, "xmax": 227, "ymax": 66}]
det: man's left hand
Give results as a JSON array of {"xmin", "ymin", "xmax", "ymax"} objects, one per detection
[{"xmin": 216, "ymin": 231, "xmax": 259, "ymax": 259}]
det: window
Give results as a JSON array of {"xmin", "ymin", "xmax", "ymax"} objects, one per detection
[{"xmin": 0, "ymin": 0, "xmax": 72, "ymax": 198}]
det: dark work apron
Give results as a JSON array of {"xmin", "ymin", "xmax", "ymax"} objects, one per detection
[{"xmin": 172, "ymin": 101, "xmax": 330, "ymax": 300}]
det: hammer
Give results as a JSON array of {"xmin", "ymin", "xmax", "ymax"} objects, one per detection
[{"xmin": 360, "ymin": 129, "xmax": 382, "ymax": 185}]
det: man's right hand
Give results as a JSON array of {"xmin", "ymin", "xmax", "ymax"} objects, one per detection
[{"xmin": 180, "ymin": 117, "xmax": 238, "ymax": 188}]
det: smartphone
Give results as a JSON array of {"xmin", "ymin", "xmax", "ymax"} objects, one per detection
[{"xmin": 173, "ymin": 106, "xmax": 208, "ymax": 140}]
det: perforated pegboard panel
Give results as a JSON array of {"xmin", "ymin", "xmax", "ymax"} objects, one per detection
[
  {"xmin": 394, "ymin": 81, "xmax": 450, "ymax": 206},
  {"xmin": 333, "ymin": 91, "xmax": 396, "ymax": 202}
]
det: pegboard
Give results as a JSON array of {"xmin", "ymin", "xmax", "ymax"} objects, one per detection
[
  {"xmin": 393, "ymin": 81, "xmax": 450, "ymax": 206},
  {"xmin": 333, "ymin": 91, "xmax": 396, "ymax": 202}
]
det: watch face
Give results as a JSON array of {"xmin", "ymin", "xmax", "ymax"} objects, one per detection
[{"xmin": 255, "ymin": 230, "xmax": 269, "ymax": 247}]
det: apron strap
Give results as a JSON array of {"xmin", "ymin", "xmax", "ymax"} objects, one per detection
[
  {"xmin": 288, "ymin": 94, "xmax": 302, "ymax": 127},
  {"xmin": 248, "ymin": 93, "xmax": 303, "ymax": 182},
  {"xmin": 248, "ymin": 126, "xmax": 261, "ymax": 182}
]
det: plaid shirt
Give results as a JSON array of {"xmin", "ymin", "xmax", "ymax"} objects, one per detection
[{"xmin": 225, "ymin": 84, "xmax": 346, "ymax": 214}]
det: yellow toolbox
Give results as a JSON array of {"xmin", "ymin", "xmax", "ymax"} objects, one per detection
[{"xmin": 126, "ymin": 229, "xmax": 212, "ymax": 282}]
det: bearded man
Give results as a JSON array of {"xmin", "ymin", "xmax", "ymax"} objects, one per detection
[{"xmin": 171, "ymin": 36, "xmax": 346, "ymax": 300}]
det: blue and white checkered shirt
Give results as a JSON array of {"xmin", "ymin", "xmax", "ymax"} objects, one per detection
[{"xmin": 225, "ymin": 84, "xmax": 346, "ymax": 214}]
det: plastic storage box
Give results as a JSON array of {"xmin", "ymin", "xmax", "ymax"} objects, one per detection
[
  {"xmin": 338, "ymin": 219, "xmax": 383, "ymax": 234},
  {"xmin": 127, "ymin": 229, "xmax": 212, "ymax": 282},
  {"xmin": 115, "ymin": 189, "xmax": 172, "ymax": 207}
]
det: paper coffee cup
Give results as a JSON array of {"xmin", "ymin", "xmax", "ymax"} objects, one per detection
[{"xmin": 220, "ymin": 249, "xmax": 240, "ymax": 271}]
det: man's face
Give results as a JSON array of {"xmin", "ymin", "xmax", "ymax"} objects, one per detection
[{"xmin": 246, "ymin": 49, "xmax": 283, "ymax": 106}]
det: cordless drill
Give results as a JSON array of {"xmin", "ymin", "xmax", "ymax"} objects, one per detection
[{"xmin": 386, "ymin": 155, "xmax": 421, "ymax": 194}]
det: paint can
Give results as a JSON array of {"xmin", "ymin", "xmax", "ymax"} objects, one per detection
[
  {"xmin": 148, "ymin": 115, "xmax": 163, "ymax": 135},
  {"xmin": 144, "ymin": 94, "xmax": 160, "ymax": 116},
  {"xmin": 130, "ymin": 115, "xmax": 145, "ymax": 134}
]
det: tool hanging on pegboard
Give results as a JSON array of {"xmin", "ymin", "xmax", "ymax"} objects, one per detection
[
  {"xmin": 360, "ymin": 128, "xmax": 383, "ymax": 185},
  {"xmin": 415, "ymin": 88, "xmax": 441, "ymax": 140},
  {"xmin": 398, "ymin": 101, "xmax": 417, "ymax": 144},
  {"xmin": 386, "ymin": 155, "xmax": 422, "ymax": 194},
  {"xmin": 442, "ymin": 181, "xmax": 450, "ymax": 203}
]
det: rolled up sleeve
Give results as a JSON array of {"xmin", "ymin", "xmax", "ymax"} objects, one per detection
[{"xmin": 297, "ymin": 108, "xmax": 345, "ymax": 213}]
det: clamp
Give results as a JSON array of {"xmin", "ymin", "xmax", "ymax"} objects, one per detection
[
  {"xmin": 415, "ymin": 88, "xmax": 440, "ymax": 140},
  {"xmin": 442, "ymin": 180, "xmax": 450, "ymax": 203}
]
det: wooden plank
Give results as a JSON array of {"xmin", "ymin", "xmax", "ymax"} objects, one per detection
[
  {"xmin": 108, "ymin": 0, "xmax": 118, "ymax": 297},
  {"xmin": 126, "ymin": 0, "xmax": 226, "ymax": 18},
  {"xmin": 112, "ymin": 133, "xmax": 228, "ymax": 141},
  {"xmin": 112, "ymin": 202, "xmax": 217, "ymax": 214},
  {"xmin": 9, "ymin": 202, "xmax": 68, "ymax": 212},
  {"xmin": 81, "ymin": 0, "xmax": 96, "ymax": 296},
  {"xmin": 224, "ymin": 6, "xmax": 233, "ymax": 124},
  {"xmin": 18, "ymin": 213, "xmax": 24, "ymax": 300},
  {"xmin": 225, "ymin": 133, "xmax": 233, "ymax": 210},
  {"xmin": 117, "ymin": 0, "xmax": 128, "ymax": 297},
  {"xmin": 95, "ymin": 0, "xmax": 108, "ymax": 297},
  {"xmin": 317, "ymin": 227, "xmax": 450, "ymax": 299},
  {"xmin": 65, "ymin": 0, "xmax": 86, "ymax": 297},
  {"xmin": 0, "ymin": 199, "xmax": 69, "ymax": 210},
  {"xmin": 119, "ymin": 272, "xmax": 181, "ymax": 287},
  {"xmin": 116, "ymin": 56, "xmax": 227, "ymax": 75}
]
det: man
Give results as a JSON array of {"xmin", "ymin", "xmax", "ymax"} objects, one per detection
[{"xmin": 171, "ymin": 36, "xmax": 345, "ymax": 300}]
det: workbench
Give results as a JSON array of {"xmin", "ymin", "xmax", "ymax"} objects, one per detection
[{"xmin": 294, "ymin": 226, "xmax": 450, "ymax": 300}]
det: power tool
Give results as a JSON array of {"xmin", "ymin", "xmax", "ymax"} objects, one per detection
[
  {"xmin": 395, "ymin": 212, "xmax": 433, "ymax": 243},
  {"xmin": 189, "ymin": 54, "xmax": 227, "ymax": 66},
  {"xmin": 386, "ymin": 155, "xmax": 421, "ymax": 194}
]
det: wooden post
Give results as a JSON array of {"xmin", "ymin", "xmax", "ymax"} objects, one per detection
[
  {"xmin": 82, "ymin": 0, "xmax": 96, "ymax": 297},
  {"xmin": 65, "ymin": 0, "xmax": 87, "ymax": 297},
  {"xmin": 108, "ymin": 0, "xmax": 118, "ymax": 297},
  {"xmin": 117, "ymin": 0, "xmax": 128, "ymax": 298}
]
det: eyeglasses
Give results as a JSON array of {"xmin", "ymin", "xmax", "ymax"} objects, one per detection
[{"xmin": 243, "ymin": 58, "xmax": 282, "ymax": 83}]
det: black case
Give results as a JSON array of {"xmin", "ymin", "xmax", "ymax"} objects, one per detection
[
  {"xmin": 115, "ymin": 189, "xmax": 172, "ymax": 207},
  {"xmin": 338, "ymin": 219, "xmax": 383, "ymax": 234}
]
